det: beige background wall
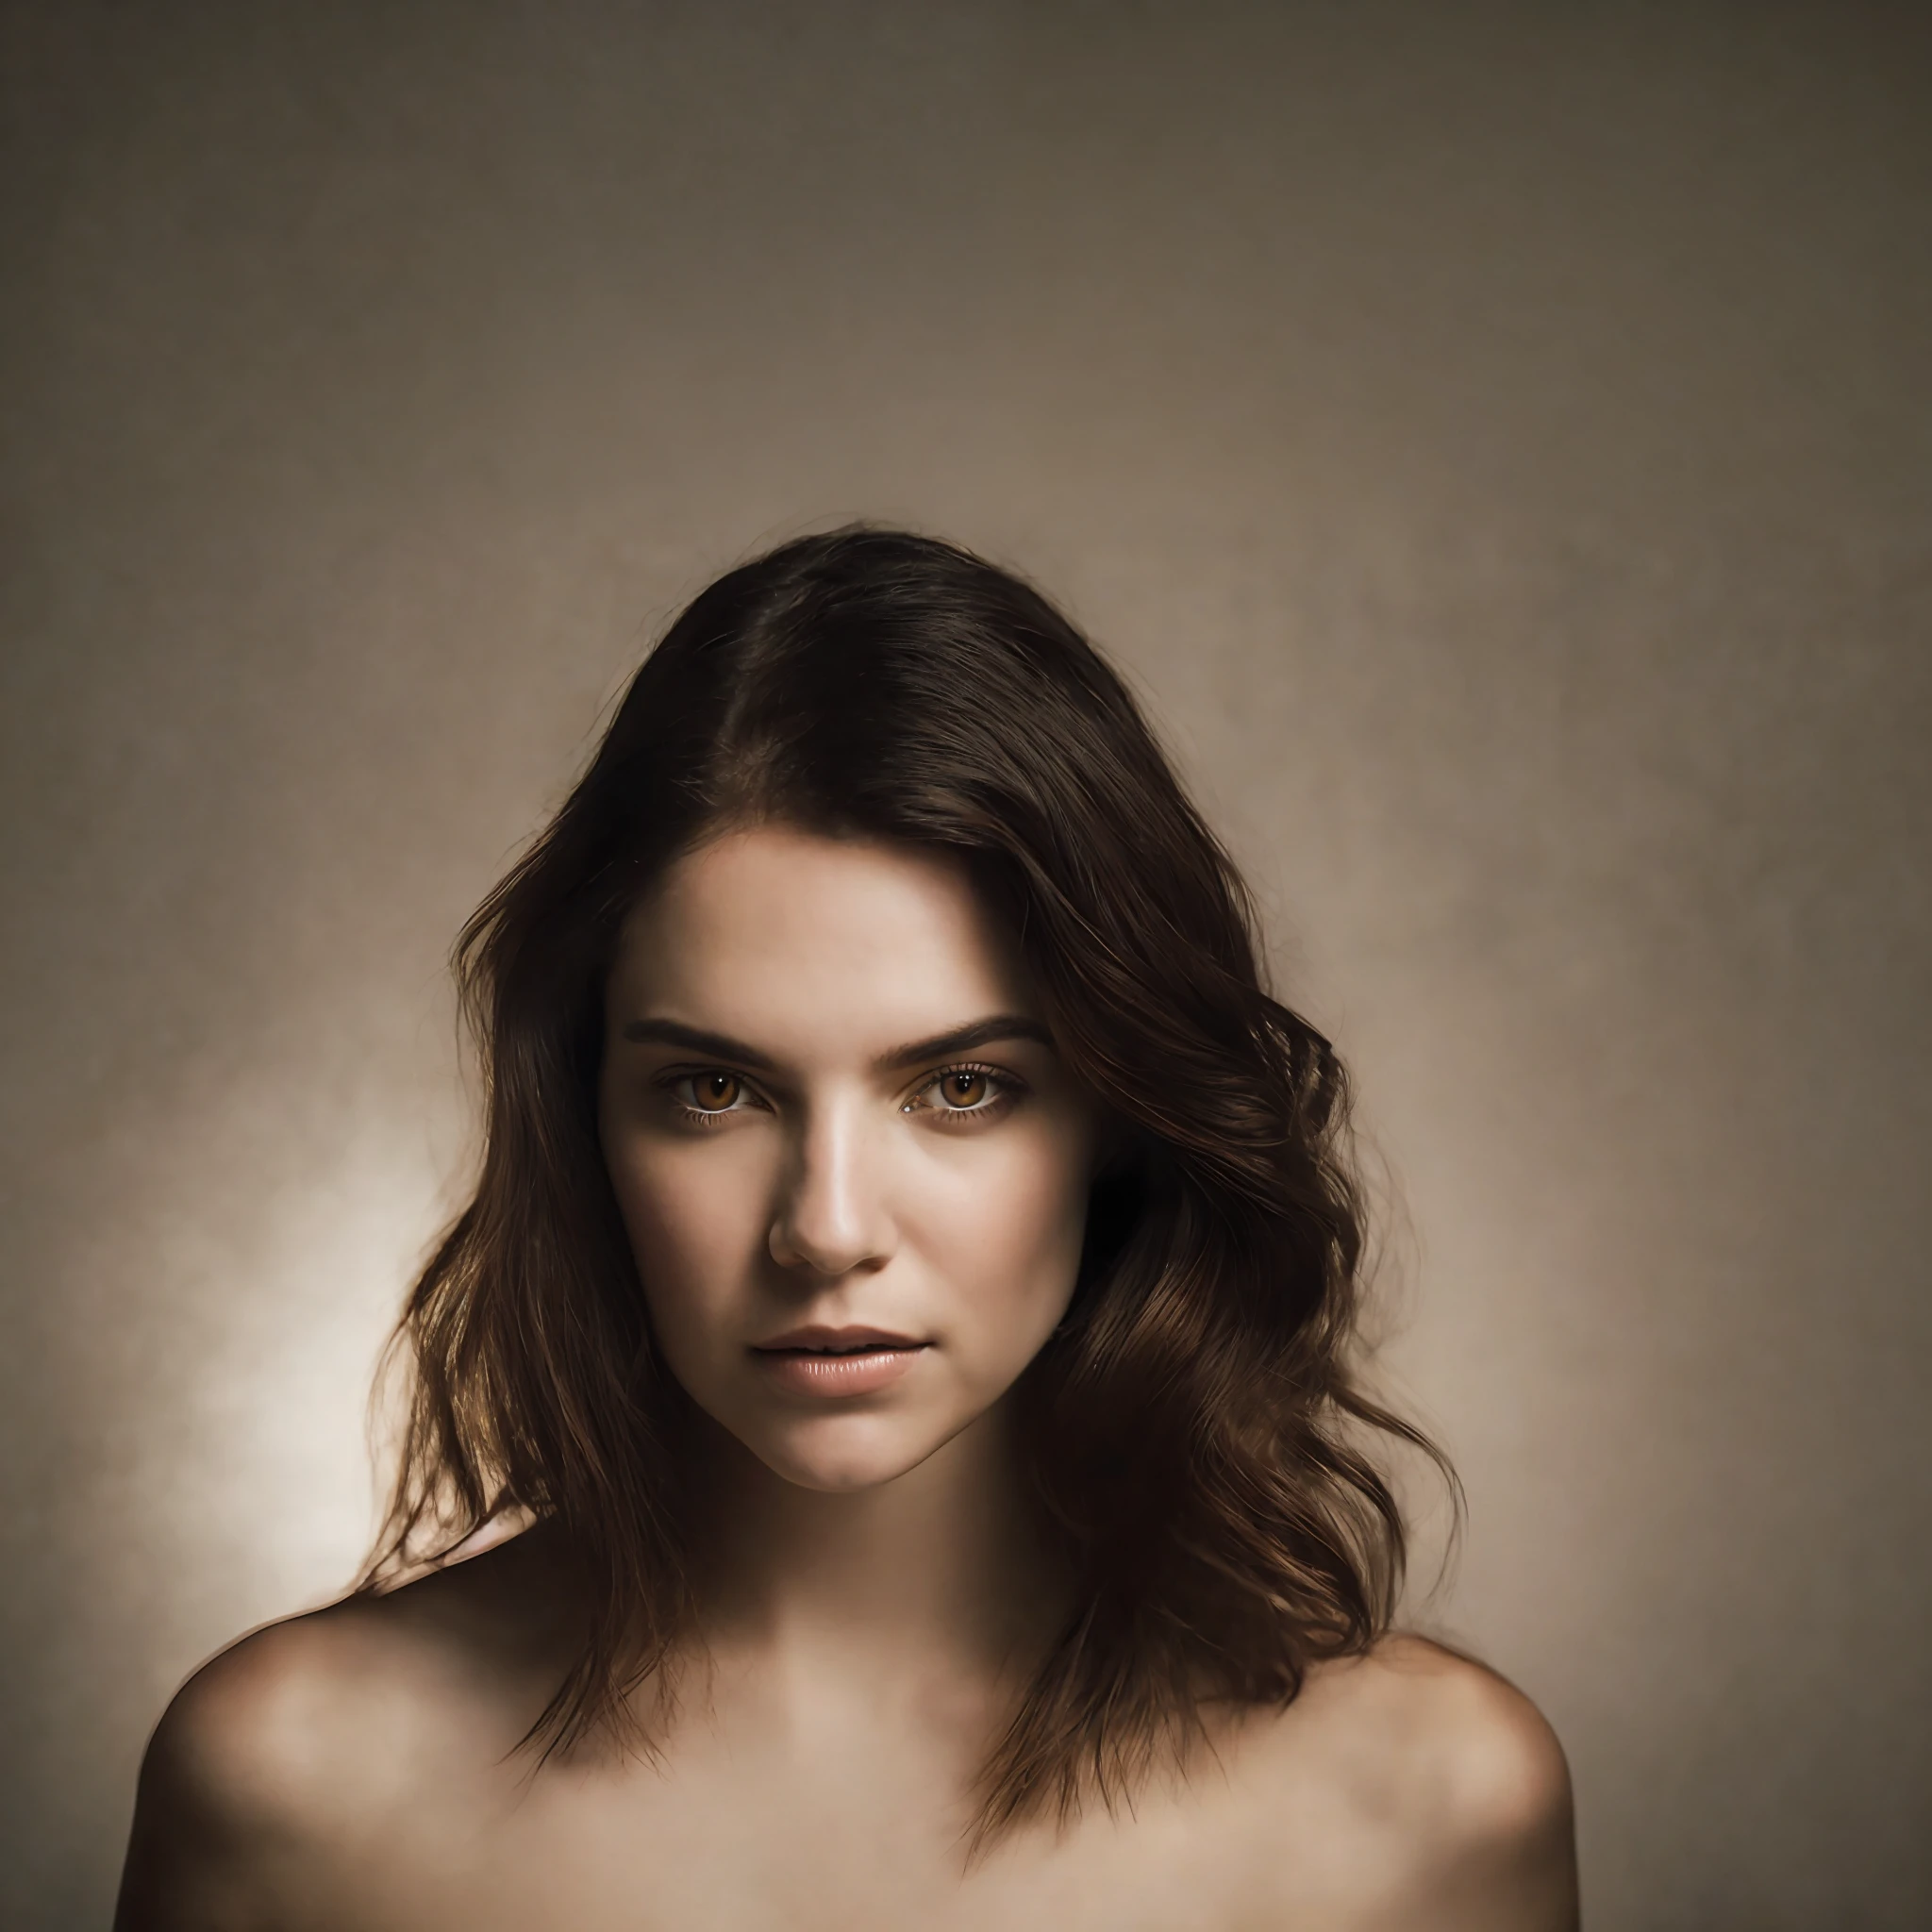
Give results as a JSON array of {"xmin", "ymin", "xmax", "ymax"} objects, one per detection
[{"xmin": 4, "ymin": 3, "xmax": 1928, "ymax": 1924}]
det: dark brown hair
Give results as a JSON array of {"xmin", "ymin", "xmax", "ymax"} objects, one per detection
[{"xmin": 368, "ymin": 526, "xmax": 1442, "ymax": 1835}]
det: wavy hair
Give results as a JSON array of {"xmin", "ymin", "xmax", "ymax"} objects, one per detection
[{"xmin": 366, "ymin": 526, "xmax": 1445, "ymax": 1837}]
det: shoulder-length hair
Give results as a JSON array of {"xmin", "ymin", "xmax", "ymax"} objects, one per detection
[{"xmin": 368, "ymin": 526, "xmax": 1442, "ymax": 1836}]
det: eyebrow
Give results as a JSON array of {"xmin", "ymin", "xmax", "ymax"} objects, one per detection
[
  {"xmin": 878, "ymin": 1014, "xmax": 1055, "ymax": 1069},
  {"xmin": 618, "ymin": 1012, "xmax": 1054, "ymax": 1073},
  {"xmin": 619, "ymin": 1019, "xmax": 778, "ymax": 1069}
]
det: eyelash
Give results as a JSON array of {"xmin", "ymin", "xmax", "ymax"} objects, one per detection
[
  {"xmin": 907, "ymin": 1060, "xmax": 1022, "ymax": 1125},
  {"xmin": 658, "ymin": 1061, "xmax": 1023, "ymax": 1130},
  {"xmin": 651, "ymin": 1069, "xmax": 755, "ymax": 1130}
]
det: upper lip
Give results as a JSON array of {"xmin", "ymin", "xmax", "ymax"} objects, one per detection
[{"xmin": 752, "ymin": 1324, "xmax": 928, "ymax": 1354}]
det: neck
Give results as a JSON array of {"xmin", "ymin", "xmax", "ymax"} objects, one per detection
[{"xmin": 687, "ymin": 1402, "xmax": 1061, "ymax": 1691}]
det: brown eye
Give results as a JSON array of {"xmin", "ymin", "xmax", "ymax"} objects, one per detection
[
  {"xmin": 687, "ymin": 1072, "xmax": 742, "ymax": 1112},
  {"xmin": 904, "ymin": 1064, "xmax": 1018, "ymax": 1122},
  {"xmin": 938, "ymin": 1070, "xmax": 989, "ymax": 1108}
]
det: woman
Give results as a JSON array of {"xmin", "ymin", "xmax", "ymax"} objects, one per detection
[{"xmin": 116, "ymin": 528, "xmax": 1577, "ymax": 1928}]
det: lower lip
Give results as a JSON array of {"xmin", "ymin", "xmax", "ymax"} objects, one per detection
[{"xmin": 751, "ymin": 1346, "xmax": 928, "ymax": 1396}]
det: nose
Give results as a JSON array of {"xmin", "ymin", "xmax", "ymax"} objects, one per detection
[{"xmin": 767, "ymin": 1097, "xmax": 894, "ymax": 1279}]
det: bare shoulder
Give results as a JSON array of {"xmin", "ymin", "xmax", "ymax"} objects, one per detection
[
  {"xmin": 1228, "ymin": 1635, "xmax": 1577, "ymax": 1931},
  {"xmin": 115, "ymin": 1527, "xmax": 579, "ymax": 1931},
  {"xmin": 1300, "ymin": 1633, "xmax": 1574, "ymax": 1840}
]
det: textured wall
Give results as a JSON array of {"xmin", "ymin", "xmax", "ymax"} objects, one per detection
[{"xmin": 4, "ymin": 3, "xmax": 1928, "ymax": 1924}]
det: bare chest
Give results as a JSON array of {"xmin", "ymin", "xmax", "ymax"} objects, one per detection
[{"xmin": 321, "ymin": 1720, "xmax": 1368, "ymax": 1932}]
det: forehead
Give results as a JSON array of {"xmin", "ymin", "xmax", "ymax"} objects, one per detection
[{"xmin": 609, "ymin": 825, "xmax": 1033, "ymax": 1049}]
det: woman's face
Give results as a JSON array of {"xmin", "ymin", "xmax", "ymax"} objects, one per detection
[{"xmin": 598, "ymin": 824, "xmax": 1102, "ymax": 1493}]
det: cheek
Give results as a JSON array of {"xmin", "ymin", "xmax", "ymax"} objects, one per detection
[
  {"xmin": 913, "ymin": 1129, "xmax": 1092, "ymax": 1353},
  {"xmin": 605, "ymin": 1139, "xmax": 772, "ymax": 1339}
]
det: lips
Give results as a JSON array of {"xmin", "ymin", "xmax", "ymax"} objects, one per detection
[
  {"xmin": 753, "ymin": 1324, "xmax": 926, "ymax": 1356},
  {"xmin": 749, "ymin": 1324, "xmax": 929, "ymax": 1396}
]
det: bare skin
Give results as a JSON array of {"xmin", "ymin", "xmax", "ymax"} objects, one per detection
[{"xmin": 117, "ymin": 827, "xmax": 1577, "ymax": 1930}]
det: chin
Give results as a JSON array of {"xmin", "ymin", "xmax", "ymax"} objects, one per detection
[{"xmin": 745, "ymin": 1413, "xmax": 961, "ymax": 1493}]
